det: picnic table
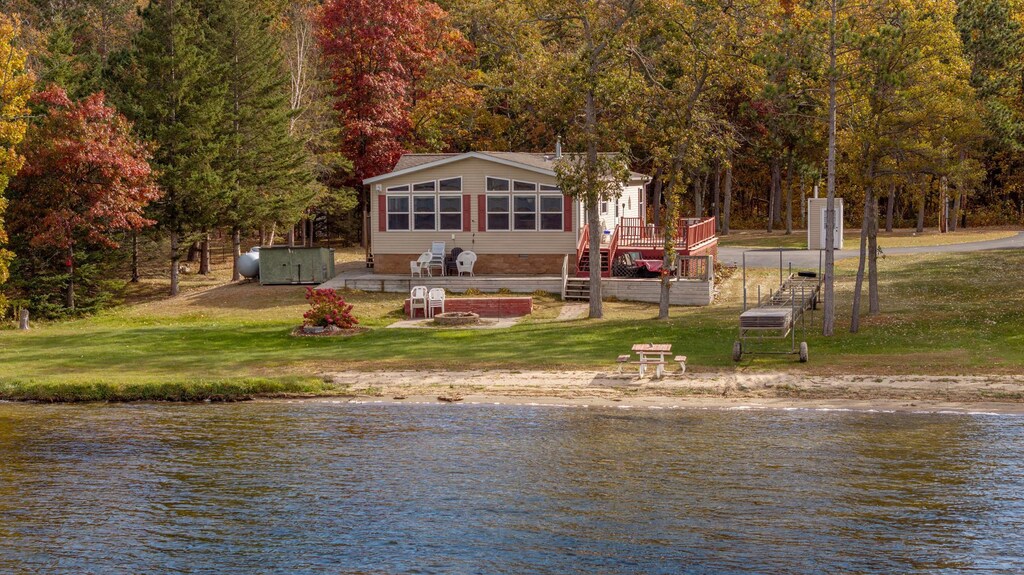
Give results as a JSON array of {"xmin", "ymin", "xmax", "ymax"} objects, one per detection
[{"xmin": 631, "ymin": 343, "xmax": 672, "ymax": 378}]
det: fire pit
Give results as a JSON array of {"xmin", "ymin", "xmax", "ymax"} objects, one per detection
[{"xmin": 432, "ymin": 311, "xmax": 480, "ymax": 327}]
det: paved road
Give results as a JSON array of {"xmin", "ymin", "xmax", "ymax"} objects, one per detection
[{"xmin": 717, "ymin": 232, "xmax": 1024, "ymax": 269}]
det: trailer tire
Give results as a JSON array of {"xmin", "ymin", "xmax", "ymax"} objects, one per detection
[
  {"xmin": 799, "ymin": 342, "xmax": 809, "ymax": 363},
  {"xmin": 732, "ymin": 341, "xmax": 743, "ymax": 362}
]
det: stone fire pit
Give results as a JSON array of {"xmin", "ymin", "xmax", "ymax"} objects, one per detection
[{"xmin": 432, "ymin": 311, "xmax": 480, "ymax": 327}]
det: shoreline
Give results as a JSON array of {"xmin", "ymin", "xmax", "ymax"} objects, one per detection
[{"xmin": 326, "ymin": 369, "xmax": 1024, "ymax": 415}]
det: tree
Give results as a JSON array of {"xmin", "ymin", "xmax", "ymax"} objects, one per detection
[
  {"xmin": 204, "ymin": 0, "xmax": 317, "ymax": 279},
  {"xmin": 7, "ymin": 87, "xmax": 159, "ymax": 310},
  {"xmin": 0, "ymin": 13, "xmax": 35, "ymax": 315},
  {"xmin": 126, "ymin": 0, "xmax": 227, "ymax": 296}
]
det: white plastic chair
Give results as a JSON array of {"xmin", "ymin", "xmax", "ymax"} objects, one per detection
[
  {"xmin": 427, "ymin": 288, "xmax": 446, "ymax": 318},
  {"xmin": 416, "ymin": 252, "xmax": 433, "ymax": 277},
  {"xmin": 410, "ymin": 286, "xmax": 428, "ymax": 319},
  {"xmin": 428, "ymin": 241, "xmax": 446, "ymax": 276},
  {"xmin": 410, "ymin": 260, "xmax": 423, "ymax": 277},
  {"xmin": 456, "ymin": 251, "xmax": 477, "ymax": 277}
]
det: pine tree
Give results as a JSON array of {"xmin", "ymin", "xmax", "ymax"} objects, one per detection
[
  {"xmin": 127, "ymin": 0, "xmax": 227, "ymax": 296},
  {"xmin": 203, "ymin": 0, "xmax": 317, "ymax": 279}
]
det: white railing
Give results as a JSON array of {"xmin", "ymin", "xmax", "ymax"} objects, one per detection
[{"xmin": 561, "ymin": 254, "xmax": 569, "ymax": 300}]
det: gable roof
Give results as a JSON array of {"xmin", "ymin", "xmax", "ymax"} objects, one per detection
[{"xmin": 364, "ymin": 151, "xmax": 649, "ymax": 185}]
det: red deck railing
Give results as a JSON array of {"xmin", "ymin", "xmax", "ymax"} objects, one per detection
[{"xmin": 616, "ymin": 217, "xmax": 716, "ymax": 249}]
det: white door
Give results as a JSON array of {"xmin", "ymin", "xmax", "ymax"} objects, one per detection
[{"xmin": 819, "ymin": 206, "xmax": 842, "ymax": 249}]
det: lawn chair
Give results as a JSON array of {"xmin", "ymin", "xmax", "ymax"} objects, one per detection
[
  {"xmin": 416, "ymin": 252, "xmax": 433, "ymax": 277},
  {"xmin": 427, "ymin": 288, "xmax": 446, "ymax": 318},
  {"xmin": 409, "ymin": 286, "xmax": 428, "ymax": 319},
  {"xmin": 445, "ymin": 247, "xmax": 464, "ymax": 276},
  {"xmin": 456, "ymin": 250, "xmax": 477, "ymax": 277},
  {"xmin": 428, "ymin": 241, "xmax": 446, "ymax": 276},
  {"xmin": 410, "ymin": 259, "xmax": 424, "ymax": 277}
]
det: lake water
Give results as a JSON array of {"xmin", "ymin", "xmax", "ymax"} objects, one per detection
[{"xmin": 1, "ymin": 401, "xmax": 1023, "ymax": 574}]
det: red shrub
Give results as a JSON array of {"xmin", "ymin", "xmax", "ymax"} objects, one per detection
[{"xmin": 302, "ymin": 288, "xmax": 359, "ymax": 329}]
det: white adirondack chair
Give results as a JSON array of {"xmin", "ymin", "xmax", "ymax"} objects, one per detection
[
  {"xmin": 427, "ymin": 288, "xmax": 446, "ymax": 318},
  {"xmin": 456, "ymin": 251, "xmax": 477, "ymax": 277},
  {"xmin": 409, "ymin": 286, "xmax": 428, "ymax": 319},
  {"xmin": 416, "ymin": 252, "xmax": 433, "ymax": 277},
  {"xmin": 428, "ymin": 241, "xmax": 446, "ymax": 276}
]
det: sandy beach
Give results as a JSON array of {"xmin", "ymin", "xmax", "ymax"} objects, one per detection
[{"xmin": 327, "ymin": 370, "xmax": 1024, "ymax": 414}]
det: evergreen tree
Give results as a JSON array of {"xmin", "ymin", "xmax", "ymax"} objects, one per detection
[
  {"xmin": 203, "ymin": 0, "xmax": 317, "ymax": 278},
  {"xmin": 127, "ymin": 0, "xmax": 227, "ymax": 296}
]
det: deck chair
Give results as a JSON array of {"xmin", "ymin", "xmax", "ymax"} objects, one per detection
[
  {"xmin": 416, "ymin": 252, "xmax": 433, "ymax": 277},
  {"xmin": 409, "ymin": 286, "xmax": 428, "ymax": 319},
  {"xmin": 427, "ymin": 288, "xmax": 446, "ymax": 318},
  {"xmin": 456, "ymin": 251, "xmax": 477, "ymax": 277},
  {"xmin": 410, "ymin": 260, "xmax": 424, "ymax": 277},
  {"xmin": 428, "ymin": 241, "xmax": 446, "ymax": 276}
]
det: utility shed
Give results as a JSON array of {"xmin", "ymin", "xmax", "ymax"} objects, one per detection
[
  {"xmin": 259, "ymin": 247, "xmax": 336, "ymax": 285},
  {"xmin": 806, "ymin": 197, "xmax": 844, "ymax": 250}
]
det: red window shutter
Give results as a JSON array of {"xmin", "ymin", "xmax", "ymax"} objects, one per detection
[
  {"xmin": 378, "ymin": 195, "xmax": 386, "ymax": 232},
  {"xmin": 563, "ymin": 195, "xmax": 573, "ymax": 232},
  {"xmin": 478, "ymin": 194, "xmax": 486, "ymax": 232},
  {"xmin": 463, "ymin": 194, "xmax": 471, "ymax": 232}
]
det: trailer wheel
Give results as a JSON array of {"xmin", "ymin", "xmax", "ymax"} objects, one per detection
[
  {"xmin": 799, "ymin": 342, "xmax": 809, "ymax": 363},
  {"xmin": 732, "ymin": 341, "xmax": 743, "ymax": 362}
]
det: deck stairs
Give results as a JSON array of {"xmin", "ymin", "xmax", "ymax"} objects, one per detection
[
  {"xmin": 575, "ymin": 249, "xmax": 611, "ymax": 277},
  {"xmin": 564, "ymin": 278, "xmax": 591, "ymax": 301}
]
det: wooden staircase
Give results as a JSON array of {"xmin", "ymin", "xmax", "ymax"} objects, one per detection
[
  {"xmin": 575, "ymin": 248, "xmax": 611, "ymax": 277},
  {"xmin": 564, "ymin": 278, "xmax": 590, "ymax": 301}
]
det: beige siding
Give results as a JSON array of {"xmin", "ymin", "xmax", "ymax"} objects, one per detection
[
  {"xmin": 806, "ymin": 198, "xmax": 844, "ymax": 250},
  {"xmin": 370, "ymin": 157, "xmax": 578, "ymax": 256}
]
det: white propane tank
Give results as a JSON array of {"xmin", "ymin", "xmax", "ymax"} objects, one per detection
[{"xmin": 236, "ymin": 246, "xmax": 260, "ymax": 279}]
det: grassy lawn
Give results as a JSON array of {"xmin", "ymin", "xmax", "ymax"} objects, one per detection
[
  {"xmin": 719, "ymin": 227, "xmax": 1020, "ymax": 249},
  {"xmin": 2, "ymin": 246, "xmax": 1023, "ymax": 400}
]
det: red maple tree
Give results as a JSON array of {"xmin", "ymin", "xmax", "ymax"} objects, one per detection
[
  {"xmin": 9, "ymin": 86, "xmax": 160, "ymax": 309},
  {"xmin": 316, "ymin": 0, "xmax": 470, "ymax": 183}
]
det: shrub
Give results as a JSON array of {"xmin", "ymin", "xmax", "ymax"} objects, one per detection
[{"xmin": 302, "ymin": 288, "xmax": 358, "ymax": 329}]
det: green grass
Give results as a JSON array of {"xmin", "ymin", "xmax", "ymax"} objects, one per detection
[
  {"xmin": 2, "ymin": 248, "xmax": 1023, "ymax": 401},
  {"xmin": 719, "ymin": 227, "xmax": 1019, "ymax": 249}
]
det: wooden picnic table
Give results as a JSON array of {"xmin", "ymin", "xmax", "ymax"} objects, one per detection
[{"xmin": 631, "ymin": 343, "xmax": 672, "ymax": 378}]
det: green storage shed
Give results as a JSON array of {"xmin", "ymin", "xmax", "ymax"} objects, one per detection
[{"xmin": 259, "ymin": 247, "xmax": 336, "ymax": 285}]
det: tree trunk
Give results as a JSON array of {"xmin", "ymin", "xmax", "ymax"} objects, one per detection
[
  {"xmin": 868, "ymin": 189, "xmax": 880, "ymax": 315},
  {"xmin": 66, "ymin": 245, "xmax": 75, "ymax": 311},
  {"xmin": 823, "ymin": 0, "xmax": 838, "ymax": 337},
  {"xmin": 694, "ymin": 177, "xmax": 703, "ymax": 218},
  {"xmin": 652, "ymin": 170, "xmax": 663, "ymax": 229},
  {"xmin": 784, "ymin": 154, "xmax": 794, "ymax": 235},
  {"xmin": 722, "ymin": 149, "xmax": 733, "ymax": 235},
  {"xmin": 885, "ymin": 182, "xmax": 895, "ymax": 233},
  {"xmin": 850, "ymin": 190, "xmax": 871, "ymax": 333},
  {"xmin": 259, "ymin": 226, "xmax": 265, "ymax": 246},
  {"xmin": 170, "ymin": 231, "xmax": 181, "ymax": 297},
  {"xmin": 131, "ymin": 231, "xmax": 139, "ymax": 283},
  {"xmin": 186, "ymin": 241, "xmax": 200, "ymax": 262},
  {"xmin": 231, "ymin": 228, "xmax": 242, "ymax": 282},
  {"xmin": 767, "ymin": 157, "xmax": 780, "ymax": 233},
  {"xmin": 712, "ymin": 159, "xmax": 721, "ymax": 233},
  {"xmin": 288, "ymin": 226, "xmax": 295, "ymax": 247},
  {"xmin": 658, "ymin": 178, "xmax": 678, "ymax": 320},
  {"xmin": 199, "ymin": 234, "xmax": 211, "ymax": 275},
  {"xmin": 951, "ymin": 192, "xmax": 962, "ymax": 232},
  {"xmin": 585, "ymin": 87, "xmax": 602, "ymax": 319},
  {"xmin": 772, "ymin": 157, "xmax": 783, "ymax": 227},
  {"xmin": 916, "ymin": 190, "xmax": 926, "ymax": 233},
  {"xmin": 268, "ymin": 222, "xmax": 277, "ymax": 246},
  {"xmin": 939, "ymin": 176, "xmax": 948, "ymax": 233}
]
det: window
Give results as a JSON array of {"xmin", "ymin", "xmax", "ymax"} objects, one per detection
[
  {"xmin": 601, "ymin": 201, "xmax": 608, "ymax": 214},
  {"xmin": 486, "ymin": 177, "xmax": 509, "ymax": 192},
  {"xmin": 540, "ymin": 195, "xmax": 563, "ymax": 230},
  {"xmin": 386, "ymin": 196, "xmax": 409, "ymax": 230},
  {"xmin": 413, "ymin": 196, "xmax": 435, "ymax": 230},
  {"xmin": 439, "ymin": 177, "xmax": 461, "ymax": 192},
  {"xmin": 487, "ymin": 196, "xmax": 510, "ymax": 230},
  {"xmin": 387, "ymin": 184, "xmax": 409, "ymax": 192},
  {"xmin": 540, "ymin": 184, "xmax": 560, "ymax": 191},
  {"xmin": 413, "ymin": 181, "xmax": 436, "ymax": 192},
  {"xmin": 513, "ymin": 180, "xmax": 537, "ymax": 192},
  {"xmin": 439, "ymin": 196, "xmax": 462, "ymax": 230},
  {"xmin": 514, "ymin": 195, "xmax": 537, "ymax": 230}
]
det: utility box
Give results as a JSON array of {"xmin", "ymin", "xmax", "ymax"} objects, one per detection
[
  {"xmin": 806, "ymin": 197, "xmax": 844, "ymax": 250},
  {"xmin": 258, "ymin": 247, "xmax": 336, "ymax": 285}
]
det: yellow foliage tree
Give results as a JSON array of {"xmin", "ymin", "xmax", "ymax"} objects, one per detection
[{"xmin": 0, "ymin": 13, "xmax": 34, "ymax": 314}]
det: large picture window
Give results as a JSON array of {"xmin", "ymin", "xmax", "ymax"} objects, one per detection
[
  {"xmin": 384, "ymin": 178, "xmax": 463, "ymax": 231},
  {"xmin": 513, "ymin": 195, "xmax": 537, "ymax": 230},
  {"xmin": 540, "ymin": 195, "xmax": 564, "ymax": 230},
  {"xmin": 485, "ymin": 178, "xmax": 566, "ymax": 231}
]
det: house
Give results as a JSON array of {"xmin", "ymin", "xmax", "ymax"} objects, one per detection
[{"xmin": 364, "ymin": 151, "xmax": 717, "ymax": 276}]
